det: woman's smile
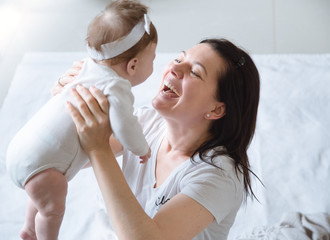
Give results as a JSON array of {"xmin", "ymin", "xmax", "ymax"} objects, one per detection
[{"xmin": 161, "ymin": 79, "xmax": 181, "ymax": 98}]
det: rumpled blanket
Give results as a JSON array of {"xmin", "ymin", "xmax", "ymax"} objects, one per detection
[{"xmin": 236, "ymin": 212, "xmax": 330, "ymax": 240}]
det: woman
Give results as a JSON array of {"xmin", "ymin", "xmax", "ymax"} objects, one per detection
[{"xmin": 63, "ymin": 38, "xmax": 260, "ymax": 240}]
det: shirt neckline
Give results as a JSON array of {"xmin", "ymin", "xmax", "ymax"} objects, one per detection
[{"xmin": 151, "ymin": 129, "xmax": 191, "ymax": 190}]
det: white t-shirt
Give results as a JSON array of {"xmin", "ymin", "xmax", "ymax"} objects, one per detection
[{"xmin": 119, "ymin": 107, "xmax": 244, "ymax": 239}]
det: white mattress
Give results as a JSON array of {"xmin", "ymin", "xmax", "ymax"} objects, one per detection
[{"xmin": 0, "ymin": 52, "xmax": 329, "ymax": 239}]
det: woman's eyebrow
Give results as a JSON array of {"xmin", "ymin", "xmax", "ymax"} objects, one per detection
[{"xmin": 182, "ymin": 51, "xmax": 208, "ymax": 76}]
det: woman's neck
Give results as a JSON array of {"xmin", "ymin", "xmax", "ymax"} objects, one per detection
[
  {"xmin": 154, "ymin": 118, "xmax": 210, "ymax": 188},
  {"xmin": 163, "ymin": 120, "xmax": 210, "ymax": 157}
]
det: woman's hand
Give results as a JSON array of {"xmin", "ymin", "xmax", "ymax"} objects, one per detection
[
  {"xmin": 65, "ymin": 85, "xmax": 112, "ymax": 155},
  {"xmin": 51, "ymin": 60, "xmax": 84, "ymax": 96}
]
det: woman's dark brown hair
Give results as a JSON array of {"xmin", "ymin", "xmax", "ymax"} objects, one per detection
[{"xmin": 192, "ymin": 38, "xmax": 261, "ymax": 200}]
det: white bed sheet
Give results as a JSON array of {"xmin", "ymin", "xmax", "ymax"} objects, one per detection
[{"xmin": 0, "ymin": 52, "xmax": 329, "ymax": 239}]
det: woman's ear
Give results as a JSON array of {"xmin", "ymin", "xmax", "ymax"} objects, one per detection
[
  {"xmin": 209, "ymin": 102, "xmax": 226, "ymax": 120},
  {"xmin": 126, "ymin": 58, "xmax": 139, "ymax": 76}
]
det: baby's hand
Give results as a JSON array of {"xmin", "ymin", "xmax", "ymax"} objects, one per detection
[{"xmin": 139, "ymin": 148, "xmax": 151, "ymax": 163}]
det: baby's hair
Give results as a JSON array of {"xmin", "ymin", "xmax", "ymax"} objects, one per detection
[{"xmin": 86, "ymin": 0, "xmax": 157, "ymax": 65}]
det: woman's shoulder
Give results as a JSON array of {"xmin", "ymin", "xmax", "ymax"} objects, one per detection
[
  {"xmin": 134, "ymin": 105, "xmax": 158, "ymax": 118},
  {"xmin": 191, "ymin": 148, "xmax": 236, "ymax": 172},
  {"xmin": 192, "ymin": 153, "xmax": 235, "ymax": 174},
  {"xmin": 181, "ymin": 152, "xmax": 244, "ymax": 193},
  {"xmin": 133, "ymin": 106, "xmax": 165, "ymax": 142},
  {"xmin": 135, "ymin": 106, "xmax": 164, "ymax": 127},
  {"xmin": 178, "ymin": 154, "xmax": 244, "ymax": 226}
]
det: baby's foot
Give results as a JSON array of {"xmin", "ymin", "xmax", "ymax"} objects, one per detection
[{"xmin": 20, "ymin": 228, "xmax": 37, "ymax": 240}]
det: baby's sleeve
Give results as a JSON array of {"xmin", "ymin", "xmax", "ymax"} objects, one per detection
[{"xmin": 105, "ymin": 81, "xmax": 149, "ymax": 156}]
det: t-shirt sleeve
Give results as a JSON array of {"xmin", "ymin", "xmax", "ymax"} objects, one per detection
[{"xmin": 179, "ymin": 165, "xmax": 242, "ymax": 224}]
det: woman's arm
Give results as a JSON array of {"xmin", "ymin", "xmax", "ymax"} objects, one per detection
[
  {"xmin": 65, "ymin": 85, "xmax": 214, "ymax": 240},
  {"xmin": 109, "ymin": 135, "xmax": 123, "ymax": 156},
  {"xmin": 81, "ymin": 121, "xmax": 122, "ymax": 170}
]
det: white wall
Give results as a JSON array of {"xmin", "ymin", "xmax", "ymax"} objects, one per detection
[{"xmin": 0, "ymin": 0, "xmax": 329, "ymax": 106}]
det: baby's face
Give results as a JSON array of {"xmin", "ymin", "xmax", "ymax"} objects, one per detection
[{"xmin": 130, "ymin": 42, "xmax": 157, "ymax": 86}]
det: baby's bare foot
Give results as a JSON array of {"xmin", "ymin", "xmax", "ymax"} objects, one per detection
[{"xmin": 20, "ymin": 228, "xmax": 37, "ymax": 240}]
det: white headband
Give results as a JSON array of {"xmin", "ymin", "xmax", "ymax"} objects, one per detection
[{"xmin": 87, "ymin": 14, "xmax": 151, "ymax": 60}]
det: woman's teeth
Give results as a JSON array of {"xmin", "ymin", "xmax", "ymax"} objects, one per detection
[{"xmin": 163, "ymin": 80, "xmax": 181, "ymax": 97}]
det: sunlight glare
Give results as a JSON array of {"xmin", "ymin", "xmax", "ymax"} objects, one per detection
[{"xmin": 0, "ymin": 4, "xmax": 21, "ymax": 50}]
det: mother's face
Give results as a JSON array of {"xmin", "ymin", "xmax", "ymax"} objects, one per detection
[{"xmin": 152, "ymin": 43, "xmax": 226, "ymax": 125}]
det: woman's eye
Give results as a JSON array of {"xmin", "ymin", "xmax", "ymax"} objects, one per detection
[
  {"xmin": 191, "ymin": 70, "xmax": 201, "ymax": 78},
  {"xmin": 174, "ymin": 59, "xmax": 181, "ymax": 63}
]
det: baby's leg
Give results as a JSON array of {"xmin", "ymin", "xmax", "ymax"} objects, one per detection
[
  {"xmin": 20, "ymin": 199, "xmax": 38, "ymax": 240},
  {"xmin": 24, "ymin": 168, "xmax": 68, "ymax": 240}
]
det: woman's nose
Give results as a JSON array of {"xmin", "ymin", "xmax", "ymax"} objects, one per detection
[{"xmin": 170, "ymin": 62, "xmax": 184, "ymax": 79}]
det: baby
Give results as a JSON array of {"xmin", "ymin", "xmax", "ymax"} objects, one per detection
[{"xmin": 6, "ymin": 0, "xmax": 157, "ymax": 239}]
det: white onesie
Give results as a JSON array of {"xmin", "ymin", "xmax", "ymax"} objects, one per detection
[{"xmin": 6, "ymin": 57, "xmax": 149, "ymax": 188}]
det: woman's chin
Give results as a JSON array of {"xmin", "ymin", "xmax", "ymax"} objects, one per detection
[{"xmin": 151, "ymin": 95, "xmax": 163, "ymax": 110}]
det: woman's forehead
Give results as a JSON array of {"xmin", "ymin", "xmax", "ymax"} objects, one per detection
[{"xmin": 186, "ymin": 43, "xmax": 224, "ymax": 75}]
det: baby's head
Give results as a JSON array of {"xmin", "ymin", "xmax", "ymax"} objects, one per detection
[{"xmin": 87, "ymin": 0, "xmax": 158, "ymax": 86}]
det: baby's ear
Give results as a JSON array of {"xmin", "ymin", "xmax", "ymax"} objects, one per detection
[{"xmin": 126, "ymin": 58, "xmax": 139, "ymax": 76}]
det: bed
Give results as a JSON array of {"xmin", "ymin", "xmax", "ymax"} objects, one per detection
[{"xmin": 0, "ymin": 52, "xmax": 329, "ymax": 239}]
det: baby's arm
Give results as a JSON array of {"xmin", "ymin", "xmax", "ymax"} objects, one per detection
[{"xmin": 106, "ymin": 81, "xmax": 150, "ymax": 161}]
